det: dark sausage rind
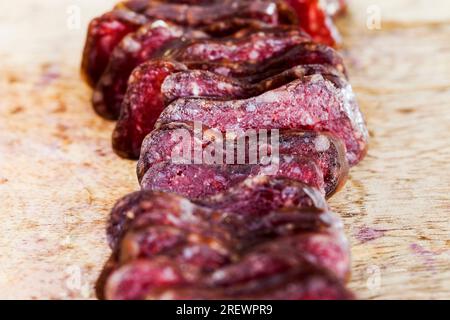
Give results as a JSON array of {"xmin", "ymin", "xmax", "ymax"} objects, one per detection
[
  {"xmin": 162, "ymin": 63, "xmax": 346, "ymax": 104},
  {"xmin": 105, "ymin": 242, "xmax": 352, "ymax": 300},
  {"xmin": 119, "ymin": 0, "xmax": 345, "ymax": 45},
  {"xmin": 141, "ymin": 0, "xmax": 280, "ymax": 27},
  {"xmin": 101, "ymin": 184, "xmax": 351, "ymax": 300},
  {"xmin": 81, "ymin": 0, "xmax": 295, "ymax": 88},
  {"xmin": 137, "ymin": 122, "xmax": 348, "ymax": 197},
  {"xmin": 112, "ymin": 39, "xmax": 346, "ymax": 159},
  {"xmin": 103, "ymin": 27, "xmax": 309, "ymax": 121},
  {"xmin": 168, "ymin": 27, "xmax": 310, "ymax": 64},
  {"xmin": 81, "ymin": 9, "xmax": 149, "ymax": 87},
  {"xmin": 92, "ymin": 21, "xmax": 207, "ymax": 119},
  {"xmin": 196, "ymin": 175, "xmax": 329, "ymax": 214},
  {"xmin": 107, "ymin": 180, "xmax": 339, "ymax": 251},
  {"xmin": 112, "ymin": 60, "xmax": 188, "ymax": 158},
  {"xmin": 112, "ymin": 28, "xmax": 316, "ymax": 158},
  {"xmin": 157, "ymin": 75, "xmax": 367, "ymax": 166},
  {"xmin": 87, "ymin": 0, "xmax": 357, "ymax": 302},
  {"xmin": 81, "ymin": 0, "xmax": 347, "ymax": 86}
]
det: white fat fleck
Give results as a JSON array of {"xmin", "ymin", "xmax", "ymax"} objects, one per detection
[
  {"xmin": 208, "ymin": 240, "xmax": 228, "ymax": 254},
  {"xmin": 314, "ymin": 135, "xmax": 331, "ymax": 152},
  {"xmin": 265, "ymin": 3, "xmax": 277, "ymax": 15},
  {"xmin": 303, "ymin": 114, "xmax": 314, "ymax": 125},
  {"xmin": 211, "ymin": 270, "xmax": 226, "ymax": 281},
  {"xmin": 246, "ymin": 103, "xmax": 256, "ymax": 112},
  {"xmin": 151, "ymin": 20, "xmax": 168, "ymax": 28},
  {"xmin": 259, "ymin": 164, "xmax": 278, "ymax": 175},
  {"xmin": 182, "ymin": 246, "xmax": 197, "ymax": 259},
  {"xmin": 191, "ymin": 82, "xmax": 200, "ymax": 96},
  {"xmin": 192, "ymin": 43, "xmax": 207, "ymax": 54},
  {"xmin": 161, "ymin": 267, "xmax": 178, "ymax": 281},
  {"xmin": 214, "ymin": 67, "xmax": 231, "ymax": 76},
  {"xmin": 123, "ymin": 37, "xmax": 142, "ymax": 53},
  {"xmin": 244, "ymin": 175, "xmax": 266, "ymax": 187},
  {"xmin": 310, "ymin": 73, "xmax": 325, "ymax": 83},
  {"xmin": 125, "ymin": 211, "xmax": 135, "ymax": 219},
  {"xmin": 249, "ymin": 50, "xmax": 259, "ymax": 60},
  {"xmin": 292, "ymin": 167, "xmax": 302, "ymax": 174},
  {"xmin": 217, "ymin": 82, "xmax": 232, "ymax": 91},
  {"xmin": 177, "ymin": 198, "xmax": 198, "ymax": 222},
  {"xmin": 259, "ymin": 91, "xmax": 279, "ymax": 104},
  {"xmin": 253, "ymin": 40, "xmax": 264, "ymax": 49}
]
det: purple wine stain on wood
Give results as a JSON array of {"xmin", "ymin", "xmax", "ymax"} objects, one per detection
[
  {"xmin": 37, "ymin": 63, "xmax": 60, "ymax": 87},
  {"xmin": 409, "ymin": 243, "xmax": 439, "ymax": 272},
  {"xmin": 354, "ymin": 225, "xmax": 386, "ymax": 243}
]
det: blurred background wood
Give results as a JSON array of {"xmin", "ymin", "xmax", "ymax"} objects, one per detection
[{"xmin": 0, "ymin": 0, "xmax": 448, "ymax": 299}]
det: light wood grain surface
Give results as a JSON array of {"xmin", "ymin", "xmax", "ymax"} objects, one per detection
[{"xmin": 0, "ymin": 0, "xmax": 449, "ymax": 299}]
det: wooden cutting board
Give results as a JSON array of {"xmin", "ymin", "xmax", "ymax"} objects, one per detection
[{"xmin": 0, "ymin": 0, "xmax": 449, "ymax": 299}]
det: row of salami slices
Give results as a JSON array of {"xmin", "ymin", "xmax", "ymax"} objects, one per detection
[{"xmin": 81, "ymin": 0, "xmax": 368, "ymax": 300}]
